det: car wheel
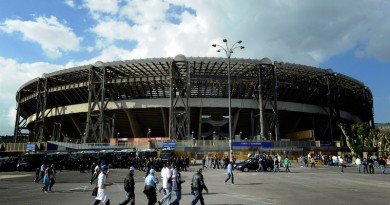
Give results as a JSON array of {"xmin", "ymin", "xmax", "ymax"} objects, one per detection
[
  {"xmin": 267, "ymin": 167, "xmax": 272, "ymax": 172},
  {"xmin": 243, "ymin": 167, "xmax": 249, "ymax": 172}
]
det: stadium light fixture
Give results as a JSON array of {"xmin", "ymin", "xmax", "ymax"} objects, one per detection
[{"xmin": 211, "ymin": 39, "xmax": 245, "ymax": 161}]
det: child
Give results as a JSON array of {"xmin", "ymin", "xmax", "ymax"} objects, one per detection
[{"xmin": 34, "ymin": 168, "xmax": 40, "ymax": 183}]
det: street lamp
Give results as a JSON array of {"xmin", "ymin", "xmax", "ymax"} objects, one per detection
[
  {"xmin": 212, "ymin": 39, "xmax": 245, "ymax": 161},
  {"xmin": 116, "ymin": 132, "xmax": 120, "ymax": 146},
  {"xmin": 191, "ymin": 131, "xmax": 195, "ymax": 147},
  {"xmin": 213, "ymin": 131, "xmax": 216, "ymax": 146},
  {"xmin": 147, "ymin": 128, "xmax": 151, "ymax": 138}
]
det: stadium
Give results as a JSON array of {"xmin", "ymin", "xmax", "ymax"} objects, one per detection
[{"xmin": 13, "ymin": 55, "xmax": 374, "ymax": 148}]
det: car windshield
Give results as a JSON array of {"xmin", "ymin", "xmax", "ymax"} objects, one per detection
[{"xmin": 243, "ymin": 158, "xmax": 256, "ymax": 163}]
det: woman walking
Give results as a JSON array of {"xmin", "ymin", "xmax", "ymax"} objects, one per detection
[{"xmin": 93, "ymin": 165, "xmax": 113, "ymax": 205}]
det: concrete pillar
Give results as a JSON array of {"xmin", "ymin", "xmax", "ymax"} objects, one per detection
[
  {"xmin": 124, "ymin": 109, "xmax": 143, "ymax": 137},
  {"xmin": 161, "ymin": 107, "xmax": 169, "ymax": 137},
  {"xmin": 70, "ymin": 114, "xmax": 83, "ymax": 136},
  {"xmin": 232, "ymin": 108, "xmax": 241, "ymax": 137},
  {"xmin": 198, "ymin": 107, "xmax": 203, "ymax": 140}
]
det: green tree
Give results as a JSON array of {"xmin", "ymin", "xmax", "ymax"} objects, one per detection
[
  {"xmin": 376, "ymin": 130, "xmax": 390, "ymax": 156},
  {"xmin": 338, "ymin": 122, "xmax": 371, "ymax": 159}
]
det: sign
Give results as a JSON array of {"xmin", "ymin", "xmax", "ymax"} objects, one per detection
[
  {"xmin": 163, "ymin": 141, "xmax": 176, "ymax": 147},
  {"xmin": 231, "ymin": 141, "xmax": 272, "ymax": 148},
  {"xmin": 320, "ymin": 141, "xmax": 331, "ymax": 147},
  {"xmin": 26, "ymin": 144, "xmax": 36, "ymax": 151}
]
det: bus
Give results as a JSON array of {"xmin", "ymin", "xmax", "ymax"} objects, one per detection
[
  {"xmin": 137, "ymin": 149, "xmax": 157, "ymax": 159},
  {"xmin": 160, "ymin": 147, "xmax": 176, "ymax": 163}
]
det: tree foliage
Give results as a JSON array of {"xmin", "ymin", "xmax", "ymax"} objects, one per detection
[
  {"xmin": 339, "ymin": 122, "xmax": 390, "ymax": 157},
  {"xmin": 338, "ymin": 122, "xmax": 371, "ymax": 157}
]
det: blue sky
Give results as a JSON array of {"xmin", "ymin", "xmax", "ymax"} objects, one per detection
[{"xmin": 0, "ymin": 0, "xmax": 389, "ymax": 135}]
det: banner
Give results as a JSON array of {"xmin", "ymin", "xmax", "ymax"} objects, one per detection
[
  {"xmin": 231, "ymin": 141, "xmax": 272, "ymax": 148},
  {"xmin": 163, "ymin": 141, "xmax": 176, "ymax": 147},
  {"xmin": 26, "ymin": 144, "xmax": 36, "ymax": 151}
]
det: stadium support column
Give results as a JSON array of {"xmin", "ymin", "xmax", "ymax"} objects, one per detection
[
  {"xmin": 33, "ymin": 77, "xmax": 48, "ymax": 142},
  {"xmin": 85, "ymin": 61, "xmax": 110, "ymax": 143},
  {"xmin": 14, "ymin": 90, "xmax": 28, "ymax": 142},
  {"xmin": 325, "ymin": 71, "xmax": 340, "ymax": 142},
  {"xmin": 169, "ymin": 54, "xmax": 190, "ymax": 140},
  {"xmin": 257, "ymin": 58, "xmax": 280, "ymax": 141},
  {"xmin": 362, "ymin": 87, "xmax": 375, "ymax": 128},
  {"xmin": 124, "ymin": 109, "xmax": 143, "ymax": 138}
]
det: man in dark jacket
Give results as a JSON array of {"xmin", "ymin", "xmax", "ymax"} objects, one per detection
[
  {"xmin": 190, "ymin": 168, "xmax": 208, "ymax": 205},
  {"xmin": 119, "ymin": 166, "xmax": 135, "ymax": 205}
]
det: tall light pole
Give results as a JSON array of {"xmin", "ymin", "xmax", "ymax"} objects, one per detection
[
  {"xmin": 116, "ymin": 132, "xmax": 120, "ymax": 146},
  {"xmin": 212, "ymin": 39, "xmax": 245, "ymax": 161},
  {"xmin": 147, "ymin": 128, "xmax": 151, "ymax": 138}
]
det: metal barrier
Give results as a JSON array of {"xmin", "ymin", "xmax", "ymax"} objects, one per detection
[
  {"xmin": 2, "ymin": 142, "xmax": 47, "ymax": 152},
  {"xmin": 1, "ymin": 140, "xmax": 317, "ymax": 153}
]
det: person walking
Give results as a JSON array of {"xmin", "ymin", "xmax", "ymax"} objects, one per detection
[
  {"xmin": 355, "ymin": 157, "xmax": 362, "ymax": 173},
  {"xmin": 190, "ymin": 168, "xmax": 208, "ymax": 205},
  {"xmin": 41, "ymin": 164, "xmax": 50, "ymax": 193},
  {"xmin": 202, "ymin": 157, "xmax": 207, "ymax": 169},
  {"xmin": 145, "ymin": 158, "xmax": 153, "ymax": 178},
  {"xmin": 170, "ymin": 166, "xmax": 185, "ymax": 205},
  {"xmin": 273, "ymin": 156, "xmax": 280, "ymax": 172},
  {"xmin": 90, "ymin": 161, "xmax": 100, "ymax": 184},
  {"xmin": 367, "ymin": 156, "xmax": 375, "ymax": 174},
  {"xmin": 34, "ymin": 167, "xmax": 40, "ymax": 183},
  {"xmin": 378, "ymin": 157, "xmax": 386, "ymax": 174},
  {"xmin": 224, "ymin": 161, "xmax": 234, "ymax": 185},
  {"xmin": 119, "ymin": 166, "xmax": 135, "ymax": 205},
  {"xmin": 36, "ymin": 161, "xmax": 46, "ymax": 183},
  {"xmin": 339, "ymin": 157, "xmax": 344, "ymax": 173},
  {"xmin": 256, "ymin": 157, "xmax": 264, "ymax": 172},
  {"xmin": 284, "ymin": 156, "xmax": 291, "ymax": 173},
  {"xmin": 48, "ymin": 164, "xmax": 56, "ymax": 192},
  {"xmin": 93, "ymin": 165, "xmax": 113, "ymax": 205},
  {"xmin": 158, "ymin": 164, "xmax": 172, "ymax": 205},
  {"xmin": 362, "ymin": 158, "xmax": 368, "ymax": 174},
  {"xmin": 144, "ymin": 169, "xmax": 159, "ymax": 205},
  {"xmin": 310, "ymin": 158, "xmax": 315, "ymax": 168}
]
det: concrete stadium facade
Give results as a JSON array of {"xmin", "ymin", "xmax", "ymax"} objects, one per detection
[{"xmin": 13, "ymin": 56, "xmax": 374, "ymax": 143}]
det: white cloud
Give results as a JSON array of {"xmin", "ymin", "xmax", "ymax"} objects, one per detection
[
  {"xmin": 0, "ymin": 57, "xmax": 65, "ymax": 135},
  {"xmin": 64, "ymin": 0, "xmax": 75, "ymax": 8},
  {"xmin": 119, "ymin": 0, "xmax": 169, "ymax": 24},
  {"xmin": 0, "ymin": 16, "xmax": 81, "ymax": 59},
  {"xmin": 7, "ymin": 106, "xmax": 16, "ymax": 128},
  {"xmin": 78, "ymin": 0, "xmax": 389, "ymax": 67},
  {"xmin": 83, "ymin": 0, "xmax": 119, "ymax": 18},
  {"xmin": 2, "ymin": 0, "xmax": 390, "ymax": 134}
]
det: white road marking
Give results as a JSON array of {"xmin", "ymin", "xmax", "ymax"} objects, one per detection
[
  {"xmin": 220, "ymin": 193, "xmax": 277, "ymax": 204},
  {"xmin": 0, "ymin": 174, "xmax": 32, "ymax": 179}
]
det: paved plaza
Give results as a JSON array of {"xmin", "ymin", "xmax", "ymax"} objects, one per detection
[{"xmin": 0, "ymin": 162, "xmax": 388, "ymax": 205}]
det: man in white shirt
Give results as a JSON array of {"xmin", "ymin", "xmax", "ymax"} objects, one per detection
[
  {"xmin": 355, "ymin": 157, "xmax": 362, "ymax": 173},
  {"xmin": 339, "ymin": 157, "xmax": 344, "ymax": 173},
  {"xmin": 158, "ymin": 164, "xmax": 172, "ymax": 205}
]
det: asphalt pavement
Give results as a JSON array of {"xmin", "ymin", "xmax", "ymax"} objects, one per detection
[{"xmin": 0, "ymin": 163, "xmax": 388, "ymax": 205}]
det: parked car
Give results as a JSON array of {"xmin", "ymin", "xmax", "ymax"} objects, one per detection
[
  {"xmin": 234, "ymin": 157, "xmax": 274, "ymax": 172},
  {"xmin": 0, "ymin": 157, "xmax": 19, "ymax": 171},
  {"xmin": 17, "ymin": 152, "xmax": 46, "ymax": 171}
]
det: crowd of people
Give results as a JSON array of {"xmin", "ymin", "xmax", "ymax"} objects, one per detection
[
  {"xmin": 8, "ymin": 151, "xmax": 387, "ymax": 205},
  {"xmin": 34, "ymin": 162, "xmax": 57, "ymax": 193},
  {"xmin": 85, "ymin": 161, "xmax": 207, "ymax": 205}
]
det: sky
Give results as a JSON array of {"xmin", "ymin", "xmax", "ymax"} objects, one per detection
[{"xmin": 0, "ymin": 0, "xmax": 389, "ymax": 135}]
